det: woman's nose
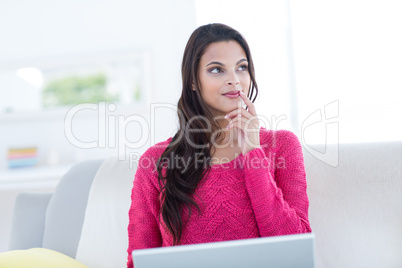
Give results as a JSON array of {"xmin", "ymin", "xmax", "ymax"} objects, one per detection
[{"xmin": 225, "ymin": 71, "xmax": 240, "ymax": 86}]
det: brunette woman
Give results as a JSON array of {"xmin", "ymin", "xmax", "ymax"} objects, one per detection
[{"xmin": 127, "ymin": 23, "xmax": 311, "ymax": 268}]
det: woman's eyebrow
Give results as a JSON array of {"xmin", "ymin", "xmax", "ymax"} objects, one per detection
[
  {"xmin": 206, "ymin": 61, "xmax": 224, "ymax": 67},
  {"xmin": 205, "ymin": 58, "xmax": 248, "ymax": 67},
  {"xmin": 237, "ymin": 58, "xmax": 248, "ymax": 65}
]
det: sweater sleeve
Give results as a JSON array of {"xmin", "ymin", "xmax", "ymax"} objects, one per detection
[
  {"xmin": 127, "ymin": 154, "xmax": 162, "ymax": 268},
  {"xmin": 243, "ymin": 130, "xmax": 311, "ymax": 237}
]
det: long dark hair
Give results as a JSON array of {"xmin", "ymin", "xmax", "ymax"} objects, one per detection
[{"xmin": 156, "ymin": 23, "xmax": 259, "ymax": 245}]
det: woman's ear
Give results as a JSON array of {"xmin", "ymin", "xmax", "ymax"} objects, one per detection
[{"xmin": 192, "ymin": 82, "xmax": 196, "ymax": 91}]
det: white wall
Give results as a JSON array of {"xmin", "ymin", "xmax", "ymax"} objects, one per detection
[
  {"xmin": 0, "ymin": 0, "xmax": 196, "ymax": 166},
  {"xmin": 289, "ymin": 0, "xmax": 402, "ymax": 143},
  {"xmin": 0, "ymin": 0, "xmax": 196, "ymax": 252}
]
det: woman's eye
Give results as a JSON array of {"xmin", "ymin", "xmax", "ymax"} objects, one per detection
[
  {"xmin": 238, "ymin": 65, "xmax": 248, "ymax": 71},
  {"xmin": 209, "ymin": 67, "xmax": 222, "ymax": 74}
]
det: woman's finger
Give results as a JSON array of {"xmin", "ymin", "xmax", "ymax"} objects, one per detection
[
  {"xmin": 226, "ymin": 117, "xmax": 243, "ymax": 129},
  {"xmin": 227, "ymin": 116, "xmax": 258, "ymax": 130},
  {"xmin": 225, "ymin": 107, "xmax": 251, "ymax": 120},
  {"xmin": 239, "ymin": 91, "xmax": 257, "ymax": 116}
]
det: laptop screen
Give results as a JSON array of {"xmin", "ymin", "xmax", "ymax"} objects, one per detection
[{"xmin": 132, "ymin": 233, "xmax": 315, "ymax": 268}]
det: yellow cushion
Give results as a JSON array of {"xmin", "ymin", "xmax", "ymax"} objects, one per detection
[{"xmin": 0, "ymin": 248, "xmax": 88, "ymax": 268}]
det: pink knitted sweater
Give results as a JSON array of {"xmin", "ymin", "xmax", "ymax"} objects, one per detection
[{"xmin": 127, "ymin": 127, "xmax": 311, "ymax": 267}]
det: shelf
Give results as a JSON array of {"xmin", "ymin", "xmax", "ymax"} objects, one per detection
[{"xmin": 0, "ymin": 165, "xmax": 72, "ymax": 191}]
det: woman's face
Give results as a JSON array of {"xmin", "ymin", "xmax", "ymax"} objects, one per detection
[{"xmin": 196, "ymin": 41, "xmax": 251, "ymax": 118}]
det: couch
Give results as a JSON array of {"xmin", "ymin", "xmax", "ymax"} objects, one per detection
[
  {"xmin": 8, "ymin": 157, "xmax": 136, "ymax": 268},
  {"xmin": 7, "ymin": 141, "xmax": 402, "ymax": 267}
]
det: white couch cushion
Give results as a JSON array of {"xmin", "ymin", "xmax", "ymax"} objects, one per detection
[
  {"xmin": 304, "ymin": 141, "xmax": 402, "ymax": 267},
  {"xmin": 75, "ymin": 156, "xmax": 136, "ymax": 268}
]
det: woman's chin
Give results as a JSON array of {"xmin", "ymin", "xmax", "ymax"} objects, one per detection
[{"xmin": 209, "ymin": 102, "xmax": 242, "ymax": 118}]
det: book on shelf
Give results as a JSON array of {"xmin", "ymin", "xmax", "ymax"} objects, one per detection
[{"xmin": 7, "ymin": 147, "xmax": 38, "ymax": 169}]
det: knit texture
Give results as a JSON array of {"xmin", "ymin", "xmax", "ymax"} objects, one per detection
[{"xmin": 127, "ymin": 127, "xmax": 311, "ymax": 268}]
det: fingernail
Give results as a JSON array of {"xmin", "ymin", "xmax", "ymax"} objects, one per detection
[{"xmin": 224, "ymin": 114, "xmax": 228, "ymax": 119}]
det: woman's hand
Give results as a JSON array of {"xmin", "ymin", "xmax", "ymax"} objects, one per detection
[{"xmin": 225, "ymin": 91, "xmax": 261, "ymax": 155}]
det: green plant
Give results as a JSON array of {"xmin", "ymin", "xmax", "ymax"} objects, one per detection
[{"xmin": 42, "ymin": 72, "xmax": 118, "ymax": 107}]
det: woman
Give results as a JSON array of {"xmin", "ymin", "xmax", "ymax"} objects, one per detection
[{"xmin": 127, "ymin": 23, "xmax": 311, "ymax": 267}]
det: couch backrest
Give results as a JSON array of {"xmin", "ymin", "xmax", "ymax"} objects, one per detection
[
  {"xmin": 41, "ymin": 159, "xmax": 104, "ymax": 258},
  {"xmin": 9, "ymin": 192, "xmax": 53, "ymax": 250},
  {"xmin": 75, "ymin": 156, "xmax": 136, "ymax": 268},
  {"xmin": 304, "ymin": 141, "xmax": 402, "ymax": 267}
]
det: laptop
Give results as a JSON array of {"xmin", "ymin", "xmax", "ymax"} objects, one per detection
[{"xmin": 132, "ymin": 233, "xmax": 315, "ymax": 268}]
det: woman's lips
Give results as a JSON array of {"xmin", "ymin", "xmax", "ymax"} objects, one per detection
[{"xmin": 223, "ymin": 92, "xmax": 240, "ymax": 98}]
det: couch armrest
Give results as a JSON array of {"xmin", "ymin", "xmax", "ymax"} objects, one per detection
[
  {"xmin": 8, "ymin": 192, "xmax": 53, "ymax": 250},
  {"xmin": 42, "ymin": 159, "xmax": 104, "ymax": 258}
]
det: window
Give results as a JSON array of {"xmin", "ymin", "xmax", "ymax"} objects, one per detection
[
  {"xmin": 196, "ymin": 0, "xmax": 402, "ymax": 143},
  {"xmin": 0, "ymin": 52, "xmax": 151, "ymax": 115}
]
